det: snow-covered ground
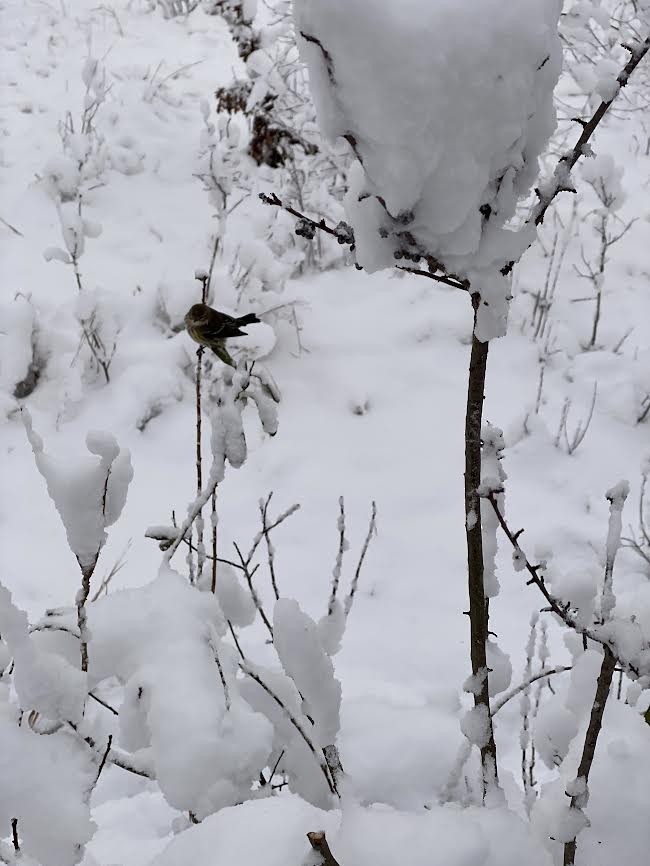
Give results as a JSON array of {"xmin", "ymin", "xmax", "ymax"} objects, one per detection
[{"xmin": 1, "ymin": 1, "xmax": 650, "ymax": 864}]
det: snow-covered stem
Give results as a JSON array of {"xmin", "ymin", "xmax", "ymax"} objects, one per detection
[
  {"xmin": 344, "ymin": 500, "xmax": 377, "ymax": 617},
  {"xmin": 244, "ymin": 502, "xmax": 301, "ymax": 565},
  {"xmin": 239, "ymin": 662, "xmax": 338, "ymax": 796},
  {"xmin": 485, "ymin": 491, "xmax": 642, "ymax": 673},
  {"xmin": 164, "ymin": 481, "xmax": 220, "ymax": 563},
  {"xmin": 194, "ymin": 273, "xmax": 209, "ymax": 583},
  {"xmin": 306, "ymin": 831, "xmax": 342, "ymax": 866},
  {"xmin": 521, "ymin": 31, "xmax": 650, "ymax": 237},
  {"xmin": 464, "ymin": 296, "xmax": 498, "ymax": 794},
  {"xmin": 259, "ymin": 492, "xmax": 280, "ymax": 600},
  {"xmin": 562, "ymin": 647, "xmax": 616, "ymax": 866},
  {"xmin": 210, "ymin": 490, "xmax": 218, "ymax": 593},
  {"xmin": 491, "ymin": 665, "xmax": 572, "ymax": 715},
  {"xmin": 438, "ymin": 739, "xmax": 473, "ymax": 805},
  {"xmin": 601, "ymin": 482, "xmax": 629, "ymax": 622},
  {"xmin": 327, "ymin": 497, "xmax": 346, "ymax": 616},
  {"xmin": 518, "ymin": 614, "xmax": 539, "ymax": 811}
]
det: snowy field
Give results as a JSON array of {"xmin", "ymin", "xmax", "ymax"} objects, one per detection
[{"xmin": 1, "ymin": 1, "xmax": 650, "ymax": 864}]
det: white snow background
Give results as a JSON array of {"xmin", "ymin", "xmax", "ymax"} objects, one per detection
[{"xmin": 1, "ymin": 0, "xmax": 650, "ymax": 864}]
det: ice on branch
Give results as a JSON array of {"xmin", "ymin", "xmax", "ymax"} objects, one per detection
[
  {"xmin": 295, "ymin": 0, "xmax": 562, "ymax": 339},
  {"xmin": 22, "ymin": 410, "xmax": 133, "ymax": 570}
]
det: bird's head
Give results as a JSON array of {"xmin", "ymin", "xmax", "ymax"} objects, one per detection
[{"xmin": 184, "ymin": 303, "xmax": 210, "ymax": 328}]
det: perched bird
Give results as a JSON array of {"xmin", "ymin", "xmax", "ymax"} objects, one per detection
[{"xmin": 184, "ymin": 303, "xmax": 260, "ymax": 367}]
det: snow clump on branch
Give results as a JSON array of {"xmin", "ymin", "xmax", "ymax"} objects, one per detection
[{"xmin": 294, "ymin": 0, "xmax": 563, "ymax": 340}]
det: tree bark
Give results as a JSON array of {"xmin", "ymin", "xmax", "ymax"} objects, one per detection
[
  {"xmin": 464, "ymin": 295, "xmax": 498, "ymax": 791},
  {"xmin": 563, "ymin": 647, "xmax": 616, "ymax": 865}
]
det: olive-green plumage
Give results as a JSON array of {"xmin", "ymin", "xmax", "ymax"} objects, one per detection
[{"xmin": 184, "ymin": 303, "xmax": 260, "ymax": 367}]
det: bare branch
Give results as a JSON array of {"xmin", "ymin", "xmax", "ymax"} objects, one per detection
[
  {"xmin": 327, "ymin": 497, "xmax": 346, "ymax": 616},
  {"xmin": 240, "ymin": 663, "xmax": 338, "ymax": 796}
]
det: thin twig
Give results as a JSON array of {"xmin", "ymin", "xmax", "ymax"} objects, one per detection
[
  {"xmin": 227, "ymin": 620, "xmax": 246, "ymax": 660},
  {"xmin": 88, "ymin": 691, "xmax": 119, "ymax": 715},
  {"xmin": 345, "ymin": 500, "xmax": 377, "ymax": 616},
  {"xmin": 240, "ymin": 663, "xmax": 338, "ymax": 796},
  {"xmin": 485, "ymin": 492, "xmax": 640, "ymax": 674},
  {"xmin": 491, "ymin": 666, "xmax": 572, "ymax": 714},
  {"xmin": 234, "ymin": 542, "xmax": 274, "ymax": 638},
  {"xmin": 260, "ymin": 492, "xmax": 280, "ymax": 600},
  {"xmin": 93, "ymin": 734, "xmax": 113, "ymax": 785},
  {"xmin": 328, "ymin": 497, "xmax": 346, "ymax": 616}
]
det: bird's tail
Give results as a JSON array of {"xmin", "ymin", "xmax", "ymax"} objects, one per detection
[{"xmin": 235, "ymin": 312, "xmax": 261, "ymax": 327}]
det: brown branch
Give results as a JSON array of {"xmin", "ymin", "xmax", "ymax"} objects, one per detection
[
  {"xmin": 562, "ymin": 647, "xmax": 616, "ymax": 865},
  {"xmin": 485, "ymin": 492, "xmax": 641, "ymax": 675},
  {"xmin": 464, "ymin": 296, "xmax": 498, "ymax": 792},
  {"xmin": 307, "ymin": 831, "xmax": 342, "ymax": 866},
  {"xmin": 503, "ymin": 32, "xmax": 650, "ymax": 276}
]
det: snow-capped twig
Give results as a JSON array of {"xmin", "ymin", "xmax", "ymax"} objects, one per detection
[
  {"xmin": 192, "ymin": 272, "xmax": 210, "ymax": 585},
  {"xmin": 344, "ymin": 500, "xmax": 377, "ymax": 617},
  {"xmin": 600, "ymin": 482, "xmax": 629, "ymax": 622},
  {"xmin": 239, "ymin": 663, "xmax": 339, "ymax": 796},
  {"xmin": 485, "ymin": 491, "xmax": 641, "ymax": 675},
  {"xmin": 327, "ymin": 497, "xmax": 346, "ymax": 616},
  {"xmin": 306, "ymin": 831, "xmax": 342, "ymax": 866},
  {"xmin": 491, "ymin": 665, "xmax": 572, "ymax": 714},
  {"xmin": 244, "ymin": 501, "xmax": 301, "ymax": 566},
  {"xmin": 506, "ymin": 30, "xmax": 650, "ymax": 273},
  {"xmin": 259, "ymin": 492, "xmax": 280, "ymax": 600},
  {"xmin": 554, "ymin": 383, "xmax": 598, "ymax": 455}
]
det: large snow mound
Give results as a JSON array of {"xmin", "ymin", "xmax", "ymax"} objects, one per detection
[{"xmin": 295, "ymin": 0, "xmax": 562, "ymax": 339}]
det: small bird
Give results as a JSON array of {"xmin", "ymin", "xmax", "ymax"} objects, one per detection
[{"xmin": 184, "ymin": 303, "xmax": 260, "ymax": 367}]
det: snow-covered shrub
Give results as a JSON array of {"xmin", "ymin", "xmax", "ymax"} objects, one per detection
[{"xmin": 213, "ymin": 0, "xmax": 351, "ymax": 288}]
